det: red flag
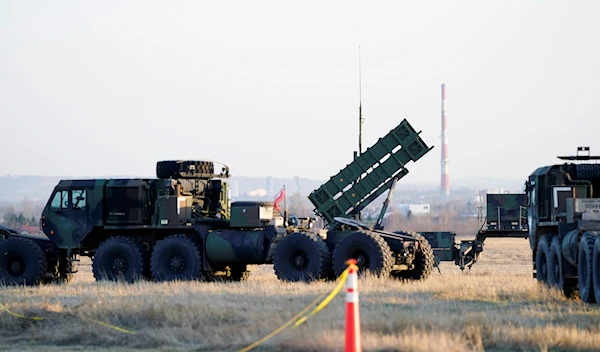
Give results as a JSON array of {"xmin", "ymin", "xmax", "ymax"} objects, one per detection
[{"xmin": 274, "ymin": 188, "xmax": 285, "ymax": 212}]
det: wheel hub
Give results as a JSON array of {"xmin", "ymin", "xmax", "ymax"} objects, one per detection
[
  {"xmin": 169, "ymin": 254, "xmax": 186, "ymax": 274},
  {"xmin": 294, "ymin": 255, "xmax": 306, "ymax": 267},
  {"xmin": 7, "ymin": 257, "xmax": 25, "ymax": 276},
  {"xmin": 111, "ymin": 255, "xmax": 127, "ymax": 274},
  {"xmin": 291, "ymin": 250, "xmax": 308, "ymax": 270},
  {"xmin": 354, "ymin": 251, "xmax": 368, "ymax": 268}
]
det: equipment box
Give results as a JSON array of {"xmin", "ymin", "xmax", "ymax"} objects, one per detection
[
  {"xmin": 230, "ymin": 202, "xmax": 273, "ymax": 228},
  {"xmin": 420, "ymin": 231, "xmax": 456, "ymax": 261}
]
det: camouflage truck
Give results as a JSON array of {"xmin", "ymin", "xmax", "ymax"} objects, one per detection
[
  {"xmin": 0, "ymin": 119, "xmax": 443, "ymax": 285},
  {"xmin": 485, "ymin": 194, "xmax": 528, "ymax": 231},
  {"xmin": 528, "ymin": 147, "xmax": 600, "ymax": 303}
]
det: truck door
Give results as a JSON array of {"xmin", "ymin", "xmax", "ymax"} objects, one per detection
[{"xmin": 42, "ymin": 188, "xmax": 90, "ymax": 248}]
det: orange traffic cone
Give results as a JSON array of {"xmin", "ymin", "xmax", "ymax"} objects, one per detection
[{"xmin": 345, "ymin": 259, "xmax": 361, "ymax": 352}]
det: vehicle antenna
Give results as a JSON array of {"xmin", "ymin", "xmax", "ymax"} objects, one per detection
[{"xmin": 358, "ymin": 46, "xmax": 363, "ymax": 156}]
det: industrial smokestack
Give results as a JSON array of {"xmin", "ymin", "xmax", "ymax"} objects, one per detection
[{"xmin": 441, "ymin": 84, "xmax": 450, "ymax": 199}]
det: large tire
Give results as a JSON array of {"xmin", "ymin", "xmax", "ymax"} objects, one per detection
[
  {"xmin": 274, "ymin": 232, "xmax": 331, "ymax": 282},
  {"xmin": 593, "ymin": 235, "xmax": 600, "ymax": 304},
  {"xmin": 0, "ymin": 237, "xmax": 47, "ymax": 286},
  {"xmin": 92, "ymin": 236, "xmax": 145, "ymax": 283},
  {"xmin": 548, "ymin": 236, "xmax": 578, "ymax": 297},
  {"xmin": 578, "ymin": 232, "xmax": 596, "ymax": 303},
  {"xmin": 151, "ymin": 235, "xmax": 203, "ymax": 282},
  {"xmin": 156, "ymin": 160, "xmax": 215, "ymax": 179},
  {"xmin": 535, "ymin": 234, "xmax": 551, "ymax": 285},
  {"xmin": 392, "ymin": 232, "xmax": 435, "ymax": 281},
  {"xmin": 332, "ymin": 231, "xmax": 393, "ymax": 278}
]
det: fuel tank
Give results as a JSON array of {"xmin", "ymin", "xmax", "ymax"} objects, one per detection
[{"xmin": 205, "ymin": 230, "xmax": 268, "ymax": 264}]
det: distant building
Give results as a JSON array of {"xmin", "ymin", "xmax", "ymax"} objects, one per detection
[
  {"xmin": 248, "ymin": 189, "xmax": 268, "ymax": 197},
  {"xmin": 266, "ymin": 176, "xmax": 274, "ymax": 196},
  {"xmin": 477, "ymin": 189, "xmax": 506, "ymax": 204},
  {"xmin": 233, "ymin": 182, "xmax": 240, "ymax": 198},
  {"xmin": 19, "ymin": 225, "xmax": 41, "ymax": 236},
  {"xmin": 294, "ymin": 176, "xmax": 301, "ymax": 194},
  {"xmin": 396, "ymin": 204, "xmax": 431, "ymax": 217}
]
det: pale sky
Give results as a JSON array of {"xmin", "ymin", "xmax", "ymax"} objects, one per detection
[{"xmin": 1, "ymin": 1, "xmax": 599, "ymax": 185}]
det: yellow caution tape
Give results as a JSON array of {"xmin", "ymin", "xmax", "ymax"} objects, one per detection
[
  {"xmin": 79, "ymin": 316, "xmax": 137, "ymax": 335},
  {"xmin": 0, "ymin": 302, "xmax": 136, "ymax": 335},
  {"xmin": 239, "ymin": 267, "xmax": 351, "ymax": 352},
  {"xmin": 293, "ymin": 269, "xmax": 348, "ymax": 327},
  {"xmin": 0, "ymin": 302, "xmax": 46, "ymax": 321}
]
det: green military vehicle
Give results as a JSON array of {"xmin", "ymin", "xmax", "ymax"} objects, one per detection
[
  {"xmin": 527, "ymin": 147, "xmax": 600, "ymax": 303},
  {"xmin": 0, "ymin": 119, "xmax": 444, "ymax": 285}
]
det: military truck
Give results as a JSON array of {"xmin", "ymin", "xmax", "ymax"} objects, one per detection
[
  {"xmin": 0, "ymin": 119, "xmax": 442, "ymax": 286},
  {"xmin": 525, "ymin": 147, "xmax": 600, "ymax": 303}
]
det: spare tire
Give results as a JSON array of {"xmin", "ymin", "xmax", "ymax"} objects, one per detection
[{"xmin": 156, "ymin": 160, "xmax": 215, "ymax": 179}]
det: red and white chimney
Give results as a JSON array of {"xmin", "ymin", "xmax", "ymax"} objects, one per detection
[{"xmin": 441, "ymin": 84, "xmax": 450, "ymax": 199}]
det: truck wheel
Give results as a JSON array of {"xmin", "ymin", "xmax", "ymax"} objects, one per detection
[
  {"xmin": 577, "ymin": 232, "xmax": 596, "ymax": 303},
  {"xmin": 547, "ymin": 235, "xmax": 561, "ymax": 287},
  {"xmin": 535, "ymin": 235, "xmax": 551, "ymax": 284},
  {"xmin": 156, "ymin": 160, "xmax": 215, "ymax": 179},
  {"xmin": 593, "ymin": 235, "xmax": 600, "ymax": 304},
  {"xmin": 274, "ymin": 232, "xmax": 331, "ymax": 282},
  {"xmin": 92, "ymin": 236, "xmax": 145, "ymax": 283},
  {"xmin": 391, "ymin": 232, "xmax": 435, "ymax": 281},
  {"xmin": 151, "ymin": 235, "xmax": 203, "ymax": 282},
  {"xmin": 548, "ymin": 236, "xmax": 577, "ymax": 297},
  {"xmin": 332, "ymin": 231, "xmax": 393, "ymax": 278},
  {"xmin": 0, "ymin": 237, "xmax": 47, "ymax": 286}
]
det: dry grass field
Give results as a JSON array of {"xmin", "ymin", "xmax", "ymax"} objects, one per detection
[{"xmin": 1, "ymin": 237, "xmax": 600, "ymax": 352}]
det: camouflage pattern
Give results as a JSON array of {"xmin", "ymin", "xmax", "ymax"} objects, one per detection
[
  {"xmin": 419, "ymin": 231, "xmax": 456, "ymax": 261},
  {"xmin": 485, "ymin": 193, "xmax": 528, "ymax": 231},
  {"xmin": 41, "ymin": 177, "xmax": 233, "ymax": 250},
  {"xmin": 41, "ymin": 179, "xmax": 106, "ymax": 248},
  {"xmin": 229, "ymin": 202, "xmax": 274, "ymax": 228}
]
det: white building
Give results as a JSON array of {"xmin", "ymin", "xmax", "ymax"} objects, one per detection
[{"xmin": 396, "ymin": 204, "xmax": 431, "ymax": 216}]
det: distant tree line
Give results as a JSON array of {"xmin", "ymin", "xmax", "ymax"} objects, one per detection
[
  {"xmin": 2, "ymin": 208, "xmax": 37, "ymax": 229},
  {"xmin": 0, "ymin": 198, "xmax": 42, "ymax": 230}
]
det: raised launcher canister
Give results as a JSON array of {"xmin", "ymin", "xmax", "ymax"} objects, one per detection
[{"xmin": 272, "ymin": 119, "xmax": 446, "ymax": 282}]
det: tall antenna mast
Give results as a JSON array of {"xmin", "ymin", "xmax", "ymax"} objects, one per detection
[{"xmin": 358, "ymin": 46, "xmax": 363, "ymax": 156}]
